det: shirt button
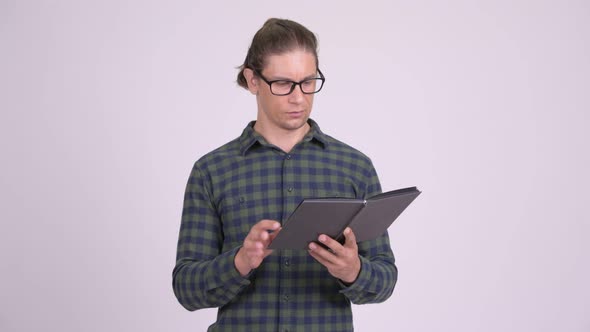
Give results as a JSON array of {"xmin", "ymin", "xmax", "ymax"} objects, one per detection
[
  {"xmin": 287, "ymin": 187, "xmax": 293, "ymax": 192},
  {"xmin": 283, "ymin": 294, "xmax": 289, "ymax": 302},
  {"xmin": 286, "ymin": 154, "xmax": 291, "ymax": 160},
  {"xmin": 284, "ymin": 259, "xmax": 290, "ymax": 266}
]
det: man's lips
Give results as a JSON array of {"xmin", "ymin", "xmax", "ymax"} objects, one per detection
[{"xmin": 287, "ymin": 111, "xmax": 304, "ymax": 116}]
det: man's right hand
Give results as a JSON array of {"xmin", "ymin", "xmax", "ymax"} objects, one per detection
[{"xmin": 234, "ymin": 220, "xmax": 281, "ymax": 277}]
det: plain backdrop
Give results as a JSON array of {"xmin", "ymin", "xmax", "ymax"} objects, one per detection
[{"xmin": 1, "ymin": 1, "xmax": 589, "ymax": 331}]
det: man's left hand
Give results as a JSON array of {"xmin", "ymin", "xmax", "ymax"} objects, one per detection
[{"xmin": 308, "ymin": 227, "xmax": 361, "ymax": 284}]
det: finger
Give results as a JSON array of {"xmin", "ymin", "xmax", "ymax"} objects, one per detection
[
  {"xmin": 244, "ymin": 236, "xmax": 265, "ymax": 251},
  {"xmin": 261, "ymin": 228, "xmax": 282, "ymax": 251},
  {"xmin": 343, "ymin": 227, "xmax": 358, "ymax": 248},
  {"xmin": 262, "ymin": 246, "xmax": 274, "ymax": 257},
  {"xmin": 259, "ymin": 230, "xmax": 269, "ymax": 241},
  {"xmin": 253, "ymin": 219, "xmax": 281, "ymax": 231},
  {"xmin": 307, "ymin": 246, "xmax": 328, "ymax": 265},
  {"xmin": 245, "ymin": 238, "xmax": 271, "ymax": 255},
  {"xmin": 259, "ymin": 225, "xmax": 282, "ymax": 243},
  {"xmin": 251, "ymin": 221, "xmax": 280, "ymax": 240},
  {"xmin": 268, "ymin": 227, "xmax": 282, "ymax": 242},
  {"xmin": 247, "ymin": 220, "xmax": 278, "ymax": 242},
  {"xmin": 308, "ymin": 241, "xmax": 338, "ymax": 265},
  {"xmin": 317, "ymin": 234, "xmax": 344, "ymax": 255}
]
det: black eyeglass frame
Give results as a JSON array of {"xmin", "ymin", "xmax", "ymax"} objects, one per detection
[{"xmin": 253, "ymin": 68, "xmax": 326, "ymax": 96}]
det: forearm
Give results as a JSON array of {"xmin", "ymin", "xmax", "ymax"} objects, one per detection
[{"xmin": 172, "ymin": 246, "xmax": 251, "ymax": 311}]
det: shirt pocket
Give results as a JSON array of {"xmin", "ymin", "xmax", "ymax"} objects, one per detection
[
  {"xmin": 218, "ymin": 195, "xmax": 251, "ymax": 248},
  {"xmin": 218, "ymin": 193, "xmax": 283, "ymax": 249}
]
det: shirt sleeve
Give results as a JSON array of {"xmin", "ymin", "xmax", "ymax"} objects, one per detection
[
  {"xmin": 172, "ymin": 164, "xmax": 251, "ymax": 311},
  {"xmin": 339, "ymin": 160, "xmax": 398, "ymax": 304}
]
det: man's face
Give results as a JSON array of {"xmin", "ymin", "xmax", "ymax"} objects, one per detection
[{"xmin": 251, "ymin": 49, "xmax": 318, "ymax": 133}]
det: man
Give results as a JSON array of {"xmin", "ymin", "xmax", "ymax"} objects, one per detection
[{"xmin": 173, "ymin": 18, "xmax": 397, "ymax": 331}]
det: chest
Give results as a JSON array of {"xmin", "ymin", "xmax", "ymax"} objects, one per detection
[{"xmin": 212, "ymin": 151, "xmax": 361, "ymax": 248}]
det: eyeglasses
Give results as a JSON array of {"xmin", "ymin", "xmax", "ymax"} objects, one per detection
[{"xmin": 254, "ymin": 69, "xmax": 325, "ymax": 96}]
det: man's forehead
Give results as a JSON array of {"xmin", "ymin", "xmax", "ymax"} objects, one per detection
[{"xmin": 263, "ymin": 50, "xmax": 317, "ymax": 77}]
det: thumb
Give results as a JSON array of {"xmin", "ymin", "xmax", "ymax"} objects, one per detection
[{"xmin": 343, "ymin": 227, "xmax": 357, "ymax": 248}]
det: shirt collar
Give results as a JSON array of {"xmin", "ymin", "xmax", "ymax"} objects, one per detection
[{"xmin": 238, "ymin": 118, "xmax": 329, "ymax": 155}]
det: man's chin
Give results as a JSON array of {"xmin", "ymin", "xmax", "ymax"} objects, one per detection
[{"xmin": 282, "ymin": 117, "xmax": 310, "ymax": 131}]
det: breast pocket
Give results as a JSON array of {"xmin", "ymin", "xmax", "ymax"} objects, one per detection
[{"xmin": 218, "ymin": 193, "xmax": 283, "ymax": 249}]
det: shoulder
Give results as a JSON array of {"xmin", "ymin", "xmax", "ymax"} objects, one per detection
[
  {"xmin": 311, "ymin": 119, "xmax": 374, "ymax": 167},
  {"xmin": 191, "ymin": 136, "xmax": 242, "ymax": 174},
  {"xmin": 315, "ymin": 131, "xmax": 379, "ymax": 184},
  {"xmin": 316, "ymin": 131, "xmax": 381, "ymax": 197},
  {"xmin": 321, "ymin": 133, "xmax": 375, "ymax": 167}
]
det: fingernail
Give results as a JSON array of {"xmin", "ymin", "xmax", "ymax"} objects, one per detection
[
  {"xmin": 309, "ymin": 243, "xmax": 316, "ymax": 250},
  {"xmin": 344, "ymin": 228, "xmax": 351, "ymax": 235},
  {"xmin": 319, "ymin": 235, "xmax": 326, "ymax": 242}
]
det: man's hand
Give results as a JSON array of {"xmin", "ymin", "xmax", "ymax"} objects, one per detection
[
  {"xmin": 308, "ymin": 227, "xmax": 361, "ymax": 284},
  {"xmin": 235, "ymin": 220, "xmax": 281, "ymax": 277}
]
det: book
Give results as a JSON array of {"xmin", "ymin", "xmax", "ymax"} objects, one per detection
[{"xmin": 268, "ymin": 187, "xmax": 421, "ymax": 250}]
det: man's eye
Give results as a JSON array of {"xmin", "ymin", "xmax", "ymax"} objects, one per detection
[
  {"xmin": 274, "ymin": 81, "xmax": 292, "ymax": 88},
  {"xmin": 302, "ymin": 80, "xmax": 315, "ymax": 87}
]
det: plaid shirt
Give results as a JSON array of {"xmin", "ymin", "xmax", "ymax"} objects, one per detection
[{"xmin": 173, "ymin": 120, "xmax": 397, "ymax": 332}]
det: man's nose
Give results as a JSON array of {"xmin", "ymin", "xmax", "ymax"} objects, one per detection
[{"xmin": 288, "ymin": 85, "xmax": 305, "ymax": 103}]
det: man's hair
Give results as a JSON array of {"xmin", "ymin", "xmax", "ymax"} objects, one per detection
[{"xmin": 237, "ymin": 18, "xmax": 319, "ymax": 89}]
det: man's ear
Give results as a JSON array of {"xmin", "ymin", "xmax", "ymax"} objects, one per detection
[{"xmin": 243, "ymin": 68, "xmax": 259, "ymax": 95}]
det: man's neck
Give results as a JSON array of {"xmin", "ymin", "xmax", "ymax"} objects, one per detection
[{"xmin": 253, "ymin": 121, "xmax": 311, "ymax": 153}]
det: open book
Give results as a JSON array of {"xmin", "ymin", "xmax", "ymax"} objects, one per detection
[{"xmin": 268, "ymin": 187, "xmax": 421, "ymax": 250}]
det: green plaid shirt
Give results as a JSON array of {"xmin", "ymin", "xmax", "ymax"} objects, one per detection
[{"xmin": 173, "ymin": 119, "xmax": 397, "ymax": 332}]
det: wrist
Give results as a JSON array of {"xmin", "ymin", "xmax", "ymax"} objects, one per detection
[
  {"xmin": 341, "ymin": 257, "xmax": 361, "ymax": 284},
  {"xmin": 340, "ymin": 272, "xmax": 359, "ymax": 285},
  {"xmin": 234, "ymin": 247, "xmax": 251, "ymax": 277}
]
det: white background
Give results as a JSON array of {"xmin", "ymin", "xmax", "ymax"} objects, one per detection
[{"xmin": 1, "ymin": 1, "xmax": 589, "ymax": 331}]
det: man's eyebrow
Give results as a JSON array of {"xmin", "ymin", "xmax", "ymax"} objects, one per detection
[
  {"xmin": 303, "ymin": 73, "xmax": 318, "ymax": 80},
  {"xmin": 270, "ymin": 72, "xmax": 318, "ymax": 81}
]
